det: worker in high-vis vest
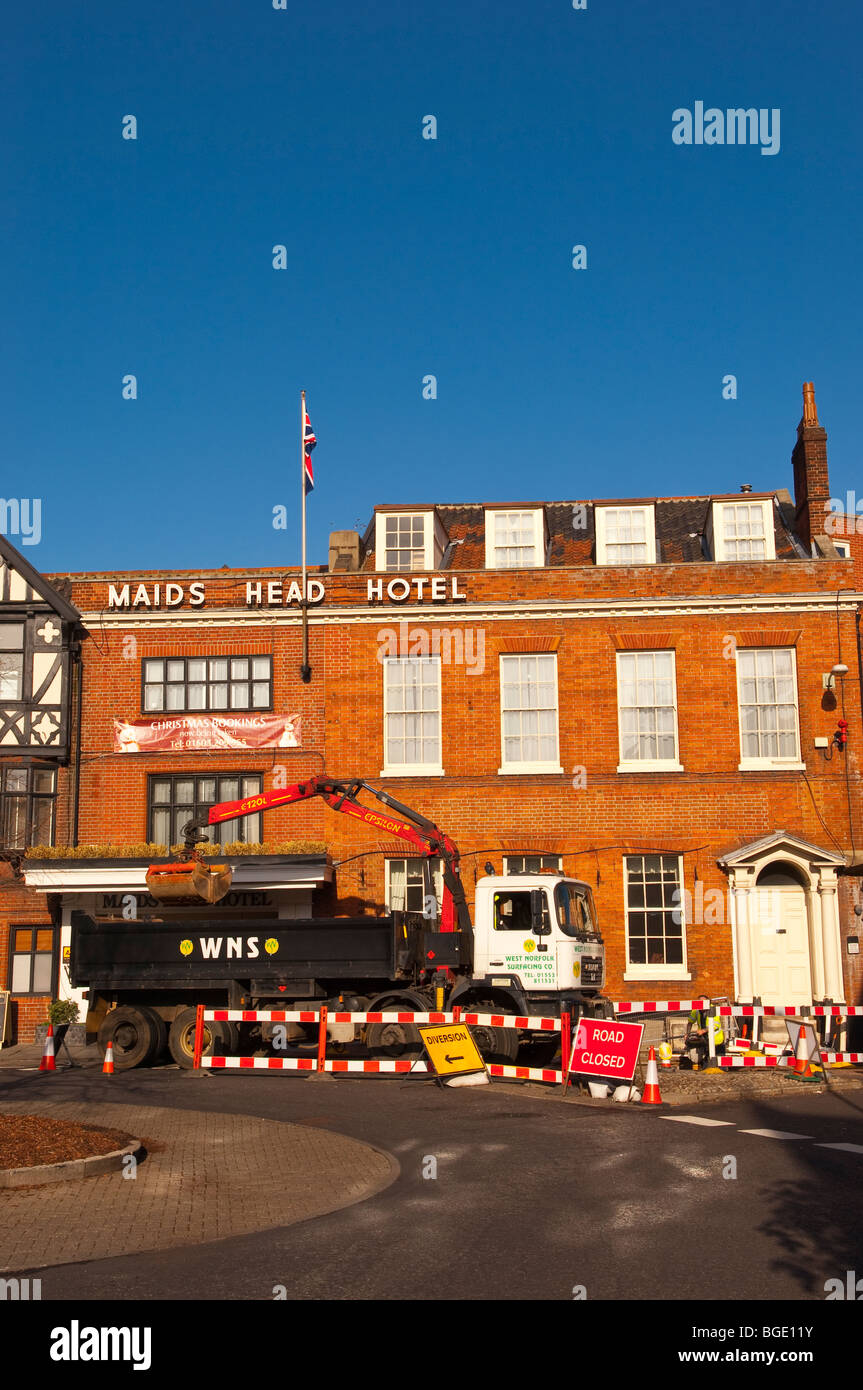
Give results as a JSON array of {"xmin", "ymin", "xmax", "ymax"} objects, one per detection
[{"xmin": 684, "ymin": 1008, "xmax": 724, "ymax": 1067}]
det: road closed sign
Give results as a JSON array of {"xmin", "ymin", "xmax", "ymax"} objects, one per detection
[
  {"xmin": 417, "ymin": 1022, "xmax": 487, "ymax": 1079},
  {"xmin": 568, "ymin": 1018, "xmax": 644, "ymax": 1082}
]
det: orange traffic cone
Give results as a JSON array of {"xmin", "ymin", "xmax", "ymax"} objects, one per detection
[
  {"xmin": 102, "ymin": 1040, "xmax": 115, "ymax": 1075},
  {"xmin": 39, "ymin": 1025, "xmax": 56, "ymax": 1073},
  {"xmin": 641, "ymin": 1046, "xmax": 663, "ymax": 1104},
  {"xmin": 790, "ymin": 1026, "xmax": 816, "ymax": 1081}
]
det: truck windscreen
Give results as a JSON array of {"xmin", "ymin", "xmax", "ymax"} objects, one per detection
[{"xmin": 554, "ymin": 884, "xmax": 596, "ymax": 937}]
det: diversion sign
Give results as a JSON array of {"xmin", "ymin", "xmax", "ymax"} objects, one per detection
[
  {"xmin": 568, "ymin": 1018, "xmax": 644, "ymax": 1083},
  {"xmin": 417, "ymin": 1022, "xmax": 487, "ymax": 1080}
]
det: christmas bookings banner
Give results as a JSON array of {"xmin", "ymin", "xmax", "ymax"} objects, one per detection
[{"xmin": 113, "ymin": 714, "xmax": 301, "ymax": 752}]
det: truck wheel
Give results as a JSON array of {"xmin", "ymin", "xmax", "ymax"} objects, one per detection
[
  {"xmin": 98, "ymin": 1006, "xmax": 160, "ymax": 1071},
  {"xmin": 168, "ymin": 1009, "xmax": 238, "ymax": 1068},
  {"xmin": 139, "ymin": 1006, "xmax": 168, "ymax": 1062},
  {"xmin": 464, "ymin": 1008, "xmax": 520, "ymax": 1065},
  {"xmin": 365, "ymin": 1020, "xmax": 423, "ymax": 1059}
]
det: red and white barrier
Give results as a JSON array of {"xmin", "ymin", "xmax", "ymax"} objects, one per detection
[
  {"xmin": 192, "ymin": 1001, "xmax": 860, "ymax": 1088},
  {"xmin": 206, "ymin": 1008, "xmax": 560, "ymax": 1030},
  {"xmin": 613, "ymin": 999, "xmax": 709, "ymax": 1015},
  {"xmin": 196, "ymin": 1005, "xmax": 568, "ymax": 1087},
  {"xmin": 488, "ymin": 1064, "xmax": 563, "ymax": 1084},
  {"xmin": 206, "ymin": 1055, "xmax": 432, "ymax": 1074},
  {"xmin": 613, "ymin": 1000, "xmax": 863, "ymax": 1017},
  {"xmin": 716, "ymin": 1052, "xmax": 863, "ymax": 1067},
  {"xmin": 714, "ymin": 1004, "xmax": 863, "ymax": 1017}
]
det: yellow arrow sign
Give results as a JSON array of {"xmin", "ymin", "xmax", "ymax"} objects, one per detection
[{"xmin": 417, "ymin": 1022, "xmax": 487, "ymax": 1078}]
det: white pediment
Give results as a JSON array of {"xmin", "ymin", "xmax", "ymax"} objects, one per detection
[{"xmin": 718, "ymin": 830, "xmax": 846, "ymax": 871}]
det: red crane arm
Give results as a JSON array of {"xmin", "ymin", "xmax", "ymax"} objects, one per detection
[{"xmin": 184, "ymin": 775, "xmax": 468, "ymax": 934}]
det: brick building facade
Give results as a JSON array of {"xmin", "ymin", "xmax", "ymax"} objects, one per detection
[{"xmin": 2, "ymin": 383, "xmax": 861, "ymax": 1042}]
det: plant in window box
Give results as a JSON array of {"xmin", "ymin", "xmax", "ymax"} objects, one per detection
[{"xmin": 26, "ymin": 844, "xmax": 171, "ymax": 859}]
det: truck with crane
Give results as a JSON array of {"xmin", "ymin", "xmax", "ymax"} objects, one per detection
[{"xmin": 71, "ymin": 775, "xmax": 609, "ymax": 1069}]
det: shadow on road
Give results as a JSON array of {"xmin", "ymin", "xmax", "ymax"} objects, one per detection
[{"xmin": 747, "ymin": 1083, "xmax": 863, "ymax": 1297}]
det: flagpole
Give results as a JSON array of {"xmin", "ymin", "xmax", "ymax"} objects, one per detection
[{"xmin": 300, "ymin": 389, "xmax": 311, "ymax": 683}]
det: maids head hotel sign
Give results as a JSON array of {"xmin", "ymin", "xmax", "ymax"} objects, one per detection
[{"xmin": 106, "ymin": 576, "xmax": 468, "ymax": 610}]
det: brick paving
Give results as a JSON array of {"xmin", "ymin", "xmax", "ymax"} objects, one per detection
[{"xmin": 0, "ymin": 1100, "xmax": 397, "ymax": 1273}]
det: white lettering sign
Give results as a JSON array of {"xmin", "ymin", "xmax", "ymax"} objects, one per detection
[{"xmin": 107, "ymin": 575, "xmax": 468, "ymax": 609}]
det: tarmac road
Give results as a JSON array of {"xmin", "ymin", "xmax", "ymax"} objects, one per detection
[{"xmin": 2, "ymin": 1064, "xmax": 862, "ymax": 1305}]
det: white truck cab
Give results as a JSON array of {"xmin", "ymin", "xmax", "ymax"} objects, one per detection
[{"xmin": 470, "ymin": 873, "xmax": 606, "ymax": 1004}]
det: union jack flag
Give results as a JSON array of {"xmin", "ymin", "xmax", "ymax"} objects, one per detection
[{"xmin": 303, "ymin": 410, "xmax": 316, "ymax": 494}]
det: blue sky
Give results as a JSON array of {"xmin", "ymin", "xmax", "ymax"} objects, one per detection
[{"xmin": 3, "ymin": 0, "xmax": 861, "ymax": 571}]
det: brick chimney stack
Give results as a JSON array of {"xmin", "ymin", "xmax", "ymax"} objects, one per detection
[{"xmin": 792, "ymin": 381, "xmax": 830, "ymax": 553}]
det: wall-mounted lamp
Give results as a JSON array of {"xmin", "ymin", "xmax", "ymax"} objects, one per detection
[{"xmin": 823, "ymin": 662, "xmax": 849, "ymax": 691}]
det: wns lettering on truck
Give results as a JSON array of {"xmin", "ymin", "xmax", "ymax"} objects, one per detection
[{"xmin": 178, "ymin": 936, "xmax": 280, "ymax": 959}]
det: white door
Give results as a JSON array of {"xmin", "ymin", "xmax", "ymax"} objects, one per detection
[{"xmin": 751, "ymin": 886, "xmax": 812, "ymax": 1007}]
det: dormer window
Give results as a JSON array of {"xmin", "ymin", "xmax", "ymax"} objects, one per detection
[
  {"xmin": 484, "ymin": 508, "xmax": 545, "ymax": 569},
  {"xmin": 595, "ymin": 505, "xmax": 656, "ymax": 565},
  {"xmin": 375, "ymin": 511, "xmax": 445, "ymax": 572},
  {"xmin": 712, "ymin": 500, "xmax": 775, "ymax": 561}
]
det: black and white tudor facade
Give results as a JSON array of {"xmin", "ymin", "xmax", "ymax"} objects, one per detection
[{"xmin": 0, "ymin": 533, "xmax": 84, "ymax": 851}]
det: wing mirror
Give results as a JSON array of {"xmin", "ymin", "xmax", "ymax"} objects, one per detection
[{"xmin": 530, "ymin": 889, "xmax": 550, "ymax": 936}]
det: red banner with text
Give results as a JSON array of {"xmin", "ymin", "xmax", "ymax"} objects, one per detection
[{"xmin": 113, "ymin": 714, "xmax": 301, "ymax": 753}]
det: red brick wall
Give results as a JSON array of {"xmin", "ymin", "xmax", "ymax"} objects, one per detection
[
  {"xmin": 21, "ymin": 556, "xmax": 859, "ymax": 1010},
  {"xmin": 0, "ymin": 867, "xmax": 58, "ymax": 1044},
  {"xmin": 4, "ymin": 546, "xmax": 860, "ymax": 1039}
]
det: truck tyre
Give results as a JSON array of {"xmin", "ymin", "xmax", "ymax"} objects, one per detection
[
  {"xmin": 365, "ymin": 1019, "xmax": 423, "ymax": 1059},
  {"xmin": 168, "ymin": 1009, "xmax": 239, "ymax": 1068},
  {"xmin": 98, "ymin": 1006, "xmax": 160, "ymax": 1071},
  {"xmin": 139, "ymin": 1006, "xmax": 168, "ymax": 1062}
]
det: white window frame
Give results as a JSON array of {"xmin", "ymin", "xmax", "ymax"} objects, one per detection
[
  {"xmin": 375, "ymin": 511, "xmax": 439, "ymax": 572},
  {"xmin": 503, "ymin": 853, "xmax": 563, "ymax": 875},
  {"xmin": 595, "ymin": 505, "xmax": 657, "ymax": 566},
  {"xmin": 386, "ymin": 857, "xmax": 444, "ymax": 915},
  {"xmin": 735, "ymin": 646, "xmax": 804, "ymax": 771},
  {"xmin": 834, "ymin": 540, "xmax": 851, "ymax": 558},
  {"xmin": 381, "ymin": 656, "xmax": 444, "ymax": 777},
  {"xmin": 712, "ymin": 499, "xmax": 776, "ymax": 562},
  {"xmin": 616, "ymin": 650, "xmax": 684, "ymax": 772},
  {"xmin": 484, "ymin": 508, "xmax": 546, "ymax": 569},
  {"xmin": 498, "ymin": 653, "xmax": 563, "ymax": 775},
  {"xmin": 622, "ymin": 853, "xmax": 692, "ymax": 982}
]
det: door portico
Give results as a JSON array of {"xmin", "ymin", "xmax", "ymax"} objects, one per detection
[{"xmin": 719, "ymin": 832, "xmax": 846, "ymax": 1004}]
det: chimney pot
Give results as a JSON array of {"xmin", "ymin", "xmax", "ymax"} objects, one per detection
[
  {"xmin": 740, "ymin": 484, "xmax": 752, "ymax": 493},
  {"xmin": 802, "ymin": 381, "xmax": 819, "ymax": 426}
]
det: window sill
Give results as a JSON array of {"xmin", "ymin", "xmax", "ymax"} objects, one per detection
[
  {"xmin": 617, "ymin": 762, "xmax": 684, "ymax": 774},
  {"xmin": 596, "ymin": 559, "xmax": 657, "ymax": 568},
  {"xmin": 379, "ymin": 767, "xmax": 445, "ymax": 778},
  {"xmin": 737, "ymin": 760, "xmax": 806, "ymax": 772},
  {"xmin": 623, "ymin": 971, "xmax": 693, "ymax": 982},
  {"xmin": 498, "ymin": 764, "xmax": 565, "ymax": 776}
]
